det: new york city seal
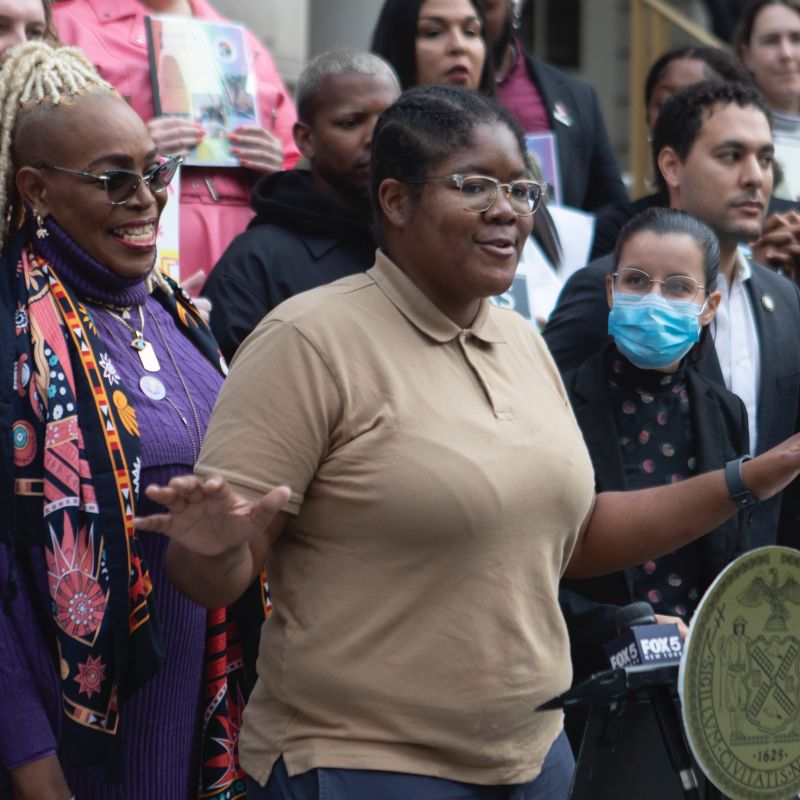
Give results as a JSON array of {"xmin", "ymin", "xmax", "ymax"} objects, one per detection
[{"xmin": 680, "ymin": 546, "xmax": 800, "ymax": 799}]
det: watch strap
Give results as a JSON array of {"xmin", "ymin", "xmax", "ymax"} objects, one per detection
[{"xmin": 724, "ymin": 455, "xmax": 757, "ymax": 510}]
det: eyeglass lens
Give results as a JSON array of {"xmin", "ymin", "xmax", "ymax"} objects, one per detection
[
  {"xmin": 459, "ymin": 176, "xmax": 541, "ymax": 215},
  {"xmin": 615, "ymin": 268, "xmax": 701, "ymax": 301},
  {"xmin": 106, "ymin": 158, "xmax": 180, "ymax": 204}
]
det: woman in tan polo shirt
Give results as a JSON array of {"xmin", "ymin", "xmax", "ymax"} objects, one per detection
[{"xmin": 136, "ymin": 87, "xmax": 800, "ymax": 800}]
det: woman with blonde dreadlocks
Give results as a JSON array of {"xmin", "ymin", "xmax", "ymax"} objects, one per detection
[{"xmin": 0, "ymin": 42, "xmax": 263, "ymax": 800}]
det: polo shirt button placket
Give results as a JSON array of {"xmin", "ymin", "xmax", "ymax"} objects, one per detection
[{"xmin": 458, "ymin": 332, "xmax": 501, "ymax": 416}]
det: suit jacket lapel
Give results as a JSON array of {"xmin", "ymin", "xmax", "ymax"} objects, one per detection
[
  {"xmin": 696, "ymin": 333, "xmax": 725, "ymax": 387},
  {"xmin": 699, "ymin": 260, "xmax": 772, "ymax": 453},
  {"xmin": 571, "ymin": 352, "xmax": 626, "ymax": 491},
  {"xmin": 745, "ymin": 262, "xmax": 780, "ymax": 455},
  {"xmin": 525, "ymin": 55, "xmax": 555, "ymax": 125},
  {"xmin": 686, "ymin": 368, "xmax": 746, "ymax": 577},
  {"xmin": 687, "ymin": 369, "xmax": 728, "ymax": 573},
  {"xmin": 744, "ymin": 264, "xmax": 776, "ymax": 452},
  {"xmin": 687, "ymin": 369, "xmax": 724, "ymax": 475}
]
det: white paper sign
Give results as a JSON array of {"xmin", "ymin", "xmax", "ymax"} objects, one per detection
[{"xmin": 156, "ymin": 165, "xmax": 181, "ymax": 282}]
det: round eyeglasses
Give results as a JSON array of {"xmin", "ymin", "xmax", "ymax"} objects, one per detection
[
  {"xmin": 39, "ymin": 154, "xmax": 183, "ymax": 205},
  {"xmin": 408, "ymin": 173, "xmax": 545, "ymax": 216},
  {"xmin": 612, "ymin": 267, "xmax": 706, "ymax": 302}
]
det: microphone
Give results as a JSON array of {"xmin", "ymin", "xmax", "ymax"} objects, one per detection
[
  {"xmin": 546, "ymin": 602, "xmax": 700, "ymax": 800},
  {"xmin": 616, "ymin": 600, "xmax": 657, "ymax": 631},
  {"xmin": 539, "ymin": 601, "xmax": 685, "ymax": 711},
  {"xmin": 604, "ymin": 601, "xmax": 683, "ymax": 670}
]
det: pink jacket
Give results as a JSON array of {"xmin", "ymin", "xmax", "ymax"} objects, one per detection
[{"xmin": 53, "ymin": 0, "xmax": 301, "ymax": 284}]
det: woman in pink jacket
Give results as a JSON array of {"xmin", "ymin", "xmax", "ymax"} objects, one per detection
[{"xmin": 53, "ymin": 0, "xmax": 301, "ymax": 287}]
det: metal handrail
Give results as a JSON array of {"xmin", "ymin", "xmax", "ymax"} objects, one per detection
[{"xmin": 629, "ymin": 0, "xmax": 726, "ymax": 197}]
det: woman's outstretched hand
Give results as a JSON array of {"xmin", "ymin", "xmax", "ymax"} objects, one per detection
[{"xmin": 134, "ymin": 474, "xmax": 291, "ymax": 558}]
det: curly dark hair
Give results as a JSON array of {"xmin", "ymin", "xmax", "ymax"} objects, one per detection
[{"xmin": 651, "ymin": 80, "xmax": 772, "ymax": 195}]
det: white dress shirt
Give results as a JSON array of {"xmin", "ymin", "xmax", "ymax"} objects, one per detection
[{"xmin": 711, "ymin": 251, "xmax": 760, "ymax": 454}]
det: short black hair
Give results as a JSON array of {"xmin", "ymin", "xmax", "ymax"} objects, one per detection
[
  {"xmin": 615, "ymin": 207, "xmax": 720, "ymax": 291},
  {"xmin": 371, "ymin": 0, "xmax": 496, "ymax": 95},
  {"xmin": 651, "ymin": 80, "xmax": 772, "ymax": 195},
  {"xmin": 370, "ymin": 85, "xmax": 526, "ymax": 244},
  {"xmin": 644, "ymin": 46, "xmax": 752, "ymax": 107}
]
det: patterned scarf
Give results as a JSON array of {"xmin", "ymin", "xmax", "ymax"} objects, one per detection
[{"xmin": 12, "ymin": 244, "xmax": 267, "ymax": 797}]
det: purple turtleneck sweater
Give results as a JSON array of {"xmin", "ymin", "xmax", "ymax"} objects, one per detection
[{"xmin": 0, "ymin": 221, "xmax": 223, "ymax": 799}]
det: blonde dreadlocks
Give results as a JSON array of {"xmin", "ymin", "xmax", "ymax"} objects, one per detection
[{"xmin": 0, "ymin": 41, "xmax": 113, "ymax": 250}]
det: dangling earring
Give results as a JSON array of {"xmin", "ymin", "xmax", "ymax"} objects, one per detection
[
  {"xmin": 35, "ymin": 210, "xmax": 48, "ymax": 239},
  {"xmin": 511, "ymin": 0, "xmax": 523, "ymax": 30}
]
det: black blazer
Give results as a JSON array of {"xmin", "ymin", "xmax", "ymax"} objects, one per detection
[
  {"xmin": 543, "ymin": 257, "xmax": 800, "ymax": 549},
  {"xmin": 561, "ymin": 348, "xmax": 750, "ymax": 679},
  {"xmin": 524, "ymin": 54, "xmax": 628, "ymax": 213}
]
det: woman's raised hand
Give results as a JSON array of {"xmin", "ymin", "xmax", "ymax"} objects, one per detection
[{"xmin": 135, "ymin": 474, "xmax": 291, "ymax": 558}]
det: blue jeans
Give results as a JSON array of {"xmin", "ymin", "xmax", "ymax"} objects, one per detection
[{"xmin": 245, "ymin": 730, "xmax": 574, "ymax": 800}]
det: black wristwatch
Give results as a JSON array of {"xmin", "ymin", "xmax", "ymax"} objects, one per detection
[{"xmin": 725, "ymin": 455, "xmax": 757, "ymax": 510}]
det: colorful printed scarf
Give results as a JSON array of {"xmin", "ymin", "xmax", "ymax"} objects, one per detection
[{"xmin": 12, "ymin": 244, "xmax": 267, "ymax": 798}]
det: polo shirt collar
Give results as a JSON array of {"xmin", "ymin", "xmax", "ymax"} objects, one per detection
[{"xmin": 368, "ymin": 250, "xmax": 506, "ymax": 344}]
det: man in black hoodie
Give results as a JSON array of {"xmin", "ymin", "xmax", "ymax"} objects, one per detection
[{"xmin": 204, "ymin": 50, "xmax": 400, "ymax": 362}]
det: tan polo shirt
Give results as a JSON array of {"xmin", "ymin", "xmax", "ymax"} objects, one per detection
[{"xmin": 196, "ymin": 250, "xmax": 595, "ymax": 786}]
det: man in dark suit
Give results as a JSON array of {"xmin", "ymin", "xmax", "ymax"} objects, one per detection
[
  {"xmin": 544, "ymin": 81, "xmax": 800, "ymax": 550},
  {"xmin": 482, "ymin": 0, "xmax": 628, "ymax": 212}
]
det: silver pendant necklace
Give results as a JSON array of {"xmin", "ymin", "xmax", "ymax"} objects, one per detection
[
  {"xmin": 104, "ymin": 305, "xmax": 161, "ymax": 373},
  {"xmin": 95, "ymin": 305, "xmax": 203, "ymax": 461}
]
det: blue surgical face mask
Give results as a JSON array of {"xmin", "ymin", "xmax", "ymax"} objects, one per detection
[{"xmin": 608, "ymin": 292, "xmax": 705, "ymax": 370}]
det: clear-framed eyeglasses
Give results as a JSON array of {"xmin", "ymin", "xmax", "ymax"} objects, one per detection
[
  {"xmin": 39, "ymin": 154, "xmax": 183, "ymax": 205},
  {"xmin": 409, "ymin": 173, "xmax": 546, "ymax": 216},
  {"xmin": 612, "ymin": 267, "xmax": 707, "ymax": 303}
]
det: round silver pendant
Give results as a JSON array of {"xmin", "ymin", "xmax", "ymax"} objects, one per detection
[{"xmin": 139, "ymin": 374, "xmax": 166, "ymax": 400}]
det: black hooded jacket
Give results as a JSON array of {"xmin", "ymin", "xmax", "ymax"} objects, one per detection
[{"xmin": 204, "ymin": 169, "xmax": 376, "ymax": 362}]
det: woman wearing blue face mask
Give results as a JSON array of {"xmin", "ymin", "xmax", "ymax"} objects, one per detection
[{"xmin": 560, "ymin": 207, "xmax": 750, "ymax": 684}]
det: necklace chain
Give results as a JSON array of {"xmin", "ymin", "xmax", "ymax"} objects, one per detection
[
  {"xmin": 87, "ymin": 297, "xmax": 137, "ymax": 315},
  {"xmin": 94, "ymin": 305, "xmax": 204, "ymax": 462},
  {"xmin": 150, "ymin": 309, "xmax": 204, "ymax": 460},
  {"xmin": 105, "ymin": 304, "xmax": 144, "ymax": 332},
  {"xmin": 103, "ymin": 305, "xmax": 161, "ymax": 372}
]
